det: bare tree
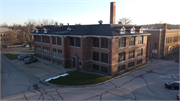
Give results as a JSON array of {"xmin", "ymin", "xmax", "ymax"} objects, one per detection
[
  {"xmin": 118, "ymin": 17, "xmax": 132, "ymax": 25},
  {"xmin": 37, "ymin": 19, "xmax": 57, "ymax": 25},
  {"xmin": 17, "ymin": 19, "xmax": 36, "ymax": 50},
  {"xmin": 1, "ymin": 22, "xmax": 9, "ymax": 27},
  {"xmin": 4, "ymin": 30, "xmax": 18, "ymax": 48}
]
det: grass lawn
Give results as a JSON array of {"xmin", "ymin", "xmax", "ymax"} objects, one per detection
[
  {"xmin": 20, "ymin": 50, "xmax": 34, "ymax": 53},
  {"xmin": 2, "ymin": 53, "xmax": 21, "ymax": 60},
  {"xmin": 3, "ymin": 53, "xmax": 34, "ymax": 60},
  {"xmin": 48, "ymin": 71, "xmax": 110, "ymax": 86}
]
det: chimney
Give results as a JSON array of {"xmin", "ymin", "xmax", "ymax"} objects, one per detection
[
  {"xmin": 41, "ymin": 24, "xmax": 43, "ymax": 32},
  {"xmin": 163, "ymin": 23, "xmax": 167, "ymax": 31},
  {"xmin": 110, "ymin": 2, "xmax": 116, "ymax": 24}
]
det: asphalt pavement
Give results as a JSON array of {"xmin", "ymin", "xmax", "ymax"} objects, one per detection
[{"xmin": 1, "ymin": 46, "xmax": 179, "ymax": 100}]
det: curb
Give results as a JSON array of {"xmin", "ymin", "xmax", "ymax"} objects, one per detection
[
  {"xmin": 2, "ymin": 55, "xmax": 40, "ymax": 81},
  {"xmin": 41, "ymin": 61, "xmax": 151, "ymax": 88}
]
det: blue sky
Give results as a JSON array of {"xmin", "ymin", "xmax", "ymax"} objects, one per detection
[{"xmin": 0, "ymin": 0, "xmax": 180, "ymax": 26}]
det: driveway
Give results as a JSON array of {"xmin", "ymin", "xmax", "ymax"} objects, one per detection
[{"xmin": 2, "ymin": 59, "xmax": 179, "ymax": 100}]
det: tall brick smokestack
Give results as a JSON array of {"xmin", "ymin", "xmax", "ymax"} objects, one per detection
[{"xmin": 110, "ymin": 2, "xmax": 116, "ymax": 24}]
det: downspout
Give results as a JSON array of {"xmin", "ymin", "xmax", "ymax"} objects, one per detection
[
  {"xmin": 108, "ymin": 39, "xmax": 111, "ymax": 76},
  {"xmin": 66, "ymin": 37, "xmax": 68, "ymax": 68}
]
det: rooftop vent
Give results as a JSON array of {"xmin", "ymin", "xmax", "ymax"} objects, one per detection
[
  {"xmin": 60, "ymin": 23, "xmax": 63, "ymax": 26},
  {"xmin": 118, "ymin": 21, "xmax": 122, "ymax": 24},
  {"xmin": 98, "ymin": 20, "xmax": 103, "ymax": 25},
  {"xmin": 55, "ymin": 22, "xmax": 58, "ymax": 25}
]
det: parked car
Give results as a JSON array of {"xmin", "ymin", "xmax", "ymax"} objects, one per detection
[
  {"xmin": 25, "ymin": 45, "xmax": 29, "ymax": 47},
  {"xmin": 177, "ymin": 94, "xmax": 180, "ymax": 100},
  {"xmin": 24, "ymin": 56, "xmax": 33, "ymax": 61},
  {"xmin": 165, "ymin": 81, "xmax": 180, "ymax": 89},
  {"xmin": 18, "ymin": 55, "xmax": 30, "ymax": 60},
  {"xmin": 24, "ymin": 57, "xmax": 37, "ymax": 64},
  {"xmin": 18, "ymin": 55, "xmax": 27, "ymax": 60}
]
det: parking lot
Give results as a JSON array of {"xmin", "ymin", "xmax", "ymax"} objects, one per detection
[{"xmin": 11, "ymin": 58, "xmax": 76, "ymax": 80}]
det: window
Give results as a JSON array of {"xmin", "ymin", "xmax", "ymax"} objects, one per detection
[
  {"xmin": 139, "ymin": 29, "xmax": 143, "ymax": 33},
  {"xmin": 70, "ymin": 37, "xmax": 74, "ymax": 46},
  {"xmin": 57, "ymin": 37, "xmax": 61, "ymax": 45},
  {"xmin": 101, "ymin": 38, "xmax": 108, "ymax": 49},
  {"xmin": 120, "ymin": 28, "xmax": 125, "ymax": 34},
  {"xmin": 42, "ymin": 36, "xmax": 50, "ymax": 43},
  {"xmin": 137, "ymin": 48, "xmax": 143, "ymax": 56},
  {"xmin": 118, "ymin": 65, "xmax": 125, "ymax": 72},
  {"xmin": 53, "ymin": 59, "xmax": 57, "ymax": 65},
  {"xmin": 52, "ymin": 36, "xmax": 56, "ymax": 45},
  {"xmin": 118, "ymin": 52, "xmax": 125, "ymax": 62},
  {"xmin": 173, "ymin": 36, "xmax": 178, "ymax": 42},
  {"xmin": 35, "ymin": 45, "xmax": 41, "ymax": 52},
  {"xmin": 129, "ymin": 50, "xmax": 135, "ymax": 59},
  {"xmin": 166, "ymin": 37, "xmax": 172, "ymax": 44},
  {"xmin": 76, "ymin": 38, "xmax": 81, "ymax": 47},
  {"xmin": 93, "ymin": 64, "xmax": 99, "ymax": 71},
  {"xmin": 137, "ymin": 59, "xmax": 142, "ymax": 65},
  {"xmin": 101, "ymin": 66, "xmax": 108, "ymax": 73},
  {"xmin": 93, "ymin": 52, "xmax": 99, "ymax": 61},
  {"xmin": 53, "ymin": 48, "xmax": 57, "ymax": 56},
  {"xmin": 129, "ymin": 37, "xmax": 135, "ymax": 46},
  {"xmin": 34, "ymin": 35, "xmax": 41, "ymax": 42},
  {"xmin": 79, "ymin": 62, "xmax": 82, "ymax": 67},
  {"xmin": 119, "ymin": 38, "xmax": 126, "ymax": 47},
  {"xmin": 35, "ymin": 53, "xmax": 42, "ymax": 58},
  {"xmin": 43, "ymin": 46, "xmax": 50, "ymax": 55},
  {"xmin": 58, "ymin": 49, "xmax": 62, "ymax": 58},
  {"xmin": 101, "ymin": 53, "xmax": 108, "ymax": 63},
  {"xmin": 138, "ymin": 36, "xmax": 143, "ymax": 44},
  {"xmin": 43, "ymin": 56, "xmax": 50, "ymax": 61},
  {"xmin": 128, "ymin": 62, "xmax": 134, "ymax": 68},
  {"xmin": 58, "ymin": 61, "xmax": 62, "ymax": 66},
  {"xmin": 93, "ymin": 38, "xmax": 99, "ymax": 47},
  {"xmin": 131, "ymin": 28, "xmax": 135, "ymax": 33},
  {"xmin": 155, "ymin": 43, "xmax": 157, "ymax": 49}
]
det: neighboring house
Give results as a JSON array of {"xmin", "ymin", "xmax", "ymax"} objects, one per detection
[
  {"xmin": 31, "ymin": 24, "xmax": 150, "ymax": 75},
  {"xmin": 145, "ymin": 23, "xmax": 180, "ymax": 58},
  {"xmin": 0, "ymin": 27, "xmax": 12, "ymax": 46}
]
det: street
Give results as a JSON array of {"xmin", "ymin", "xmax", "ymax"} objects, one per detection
[{"xmin": 1, "ymin": 57, "xmax": 179, "ymax": 100}]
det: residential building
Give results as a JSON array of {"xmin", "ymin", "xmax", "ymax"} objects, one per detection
[
  {"xmin": 31, "ymin": 24, "xmax": 150, "ymax": 75},
  {"xmin": 0, "ymin": 27, "xmax": 12, "ymax": 46},
  {"xmin": 145, "ymin": 23, "xmax": 180, "ymax": 58}
]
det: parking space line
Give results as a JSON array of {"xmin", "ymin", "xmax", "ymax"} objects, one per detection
[
  {"xmin": 170, "ymin": 90, "xmax": 179, "ymax": 92},
  {"xmin": 168, "ymin": 76, "xmax": 172, "ymax": 78},
  {"xmin": 173, "ymin": 75, "xmax": 177, "ymax": 78}
]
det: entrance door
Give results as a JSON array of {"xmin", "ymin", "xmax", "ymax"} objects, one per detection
[{"xmin": 72, "ymin": 58, "xmax": 76, "ymax": 67}]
